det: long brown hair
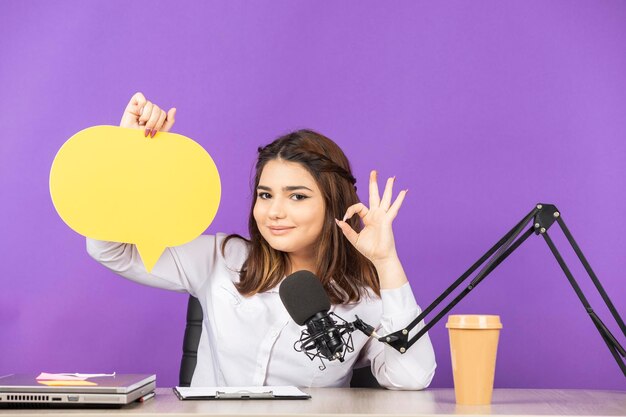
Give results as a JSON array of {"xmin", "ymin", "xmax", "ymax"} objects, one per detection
[{"xmin": 223, "ymin": 129, "xmax": 380, "ymax": 303}]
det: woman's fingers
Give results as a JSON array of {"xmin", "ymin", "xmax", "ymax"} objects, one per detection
[
  {"xmin": 138, "ymin": 101, "xmax": 154, "ymax": 129},
  {"xmin": 343, "ymin": 203, "xmax": 369, "ymax": 222},
  {"xmin": 146, "ymin": 104, "xmax": 161, "ymax": 129},
  {"xmin": 152, "ymin": 109, "xmax": 167, "ymax": 137},
  {"xmin": 125, "ymin": 92, "xmax": 147, "ymax": 116},
  {"xmin": 144, "ymin": 104, "xmax": 163, "ymax": 137},
  {"xmin": 120, "ymin": 93, "xmax": 175, "ymax": 136},
  {"xmin": 387, "ymin": 189, "xmax": 408, "ymax": 219},
  {"xmin": 161, "ymin": 108, "xmax": 177, "ymax": 132},
  {"xmin": 120, "ymin": 92, "xmax": 147, "ymax": 128},
  {"xmin": 369, "ymin": 170, "xmax": 380, "ymax": 208},
  {"xmin": 380, "ymin": 176, "xmax": 395, "ymax": 210}
]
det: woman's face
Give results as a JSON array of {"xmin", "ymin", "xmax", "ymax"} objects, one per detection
[{"xmin": 253, "ymin": 159, "xmax": 326, "ymax": 259}]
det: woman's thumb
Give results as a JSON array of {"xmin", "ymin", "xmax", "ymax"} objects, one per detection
[{"xmin": 162, "ymin": 108, "xmax": 177, "ymax": 132}]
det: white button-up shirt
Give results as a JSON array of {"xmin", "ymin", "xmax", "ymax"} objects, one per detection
[{"xmin": 86, "ymin": 233, "xmax": 436, "ymax": 389}]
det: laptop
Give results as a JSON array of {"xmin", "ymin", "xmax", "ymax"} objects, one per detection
[{"xmin": 0, "ymin": 373, "xmax": 156, "ymax": 408}]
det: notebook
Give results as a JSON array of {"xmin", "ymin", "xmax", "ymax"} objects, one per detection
[{"xmin": 0, "ymin": 373, "xmax": 156, "ymax": 408}]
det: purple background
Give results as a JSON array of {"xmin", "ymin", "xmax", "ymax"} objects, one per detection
[{"xmin": 1, "ymin": 1, "xmax": 625, "ymax": 389}]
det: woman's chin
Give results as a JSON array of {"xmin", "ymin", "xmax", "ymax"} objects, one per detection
[
  {"xmin": 262, "ymin": 236, "xmax": 293, "ymax": 252},
  {"xmin": 268, "ymin": 242, "xmax": 294, "ymax": 253}
]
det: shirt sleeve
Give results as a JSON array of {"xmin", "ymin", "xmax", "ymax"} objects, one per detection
[
  {"xmin": 85, "ymin": 234, "xmax": 236, "ymax": 298},
  {"xmin": 359, "ymin": 282, "xmax": 437, "ymax": 390}
]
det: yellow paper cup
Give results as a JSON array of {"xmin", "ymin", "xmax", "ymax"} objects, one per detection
[{"xmin": 446, "ymin": 315, "xmax": 502, "ymax": 405}]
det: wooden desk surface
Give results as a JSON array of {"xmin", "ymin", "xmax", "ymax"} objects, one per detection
[{"xmin": 1, "ymin": 388, "xmax": 625, "ymax": 417}]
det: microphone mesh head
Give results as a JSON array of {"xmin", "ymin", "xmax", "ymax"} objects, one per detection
[{"xmin": 279, "ymin": 270, "xmax": 331, "ymax": 325}]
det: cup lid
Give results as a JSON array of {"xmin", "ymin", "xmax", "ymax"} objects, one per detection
[{"xmin": 445, "ymin": 314, "xmax": 502, "ymax": 329}]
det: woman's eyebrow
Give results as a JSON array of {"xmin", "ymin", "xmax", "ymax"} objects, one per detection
[{"xmin": 257, "ymin": 185, "xmax": 313, "ymax": 192}]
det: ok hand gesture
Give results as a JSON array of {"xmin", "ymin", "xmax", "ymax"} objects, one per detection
[{"xmin": 335, "ymin": 171, "xmax": 408, "ymax": 267}]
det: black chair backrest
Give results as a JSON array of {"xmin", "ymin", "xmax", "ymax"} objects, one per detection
[
  {"xmin": 179, "ymin": 296, "xmax": 203, "ymax": 387},
  {"xmin": 179, "ymin": 295, "xmax": 380, "ymax": 388}
]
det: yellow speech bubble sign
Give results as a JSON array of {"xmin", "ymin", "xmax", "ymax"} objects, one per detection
[{"xmin": 50, "ymin": 125, "xmax": 221, "ymax": 272}]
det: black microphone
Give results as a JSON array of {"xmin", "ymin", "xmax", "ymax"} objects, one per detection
[{"xmin": 279, "ymin": 271, "xmax": 355, "ymax": 368}]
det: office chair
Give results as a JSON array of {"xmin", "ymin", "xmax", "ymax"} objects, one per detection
[{"xmin": 180, "ymin": 295, "xmax": 380, "ymax": 388}]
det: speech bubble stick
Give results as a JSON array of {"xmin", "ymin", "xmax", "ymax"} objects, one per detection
[{"xmin": 50, "ymin": 125, "xmax": 221, "ymax": 272}]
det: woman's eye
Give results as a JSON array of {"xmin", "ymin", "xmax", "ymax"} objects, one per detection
[{"xmin": 256, "ymin": 192, "xmax": 308, "ymax": 200}]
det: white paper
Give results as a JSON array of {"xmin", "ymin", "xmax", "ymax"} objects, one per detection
[
  {"xmin": 60, "ymin": 373, "xmax": 116, "ymax": 378},
  {"xmin": 36, "ymin": 372, "xmax": 116, "ymax": 381},
  {"xmin": 37, "ymin": 373, "xmax": 85, "ymax": 381},
  {"xmin": 175, "ymin": 386, "xmax": 309, "ymax": 398}
]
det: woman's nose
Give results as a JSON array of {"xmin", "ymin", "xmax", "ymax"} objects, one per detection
[{"xmin": 268, "ymin": 198, "xmax": 286, "ymax": 219}]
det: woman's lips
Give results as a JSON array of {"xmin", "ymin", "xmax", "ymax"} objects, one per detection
[{"xmin": 268, "ymin": 226, "xmax": 295, "ymax": 236}]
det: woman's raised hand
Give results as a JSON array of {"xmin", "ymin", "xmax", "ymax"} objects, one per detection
[
  {"xmin": 120, "ymin": 92, "xmax": 176, "ymax": 137},
  {"xmin": 335, "ymin": 170, "xmax": 408, "ymax": 266}
]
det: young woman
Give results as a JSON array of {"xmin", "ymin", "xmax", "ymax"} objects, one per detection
[{"xmin": 87, "ymin": 93, "xmax": 436, "ymax": 389}]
